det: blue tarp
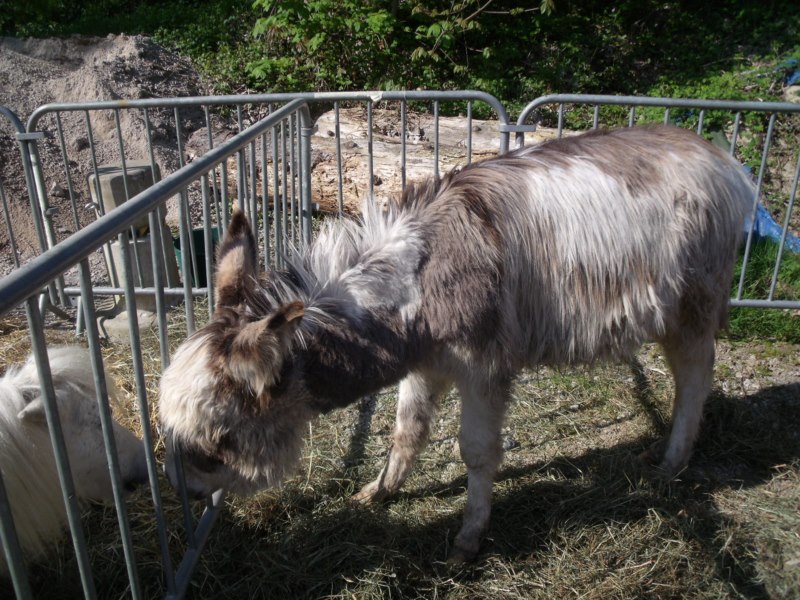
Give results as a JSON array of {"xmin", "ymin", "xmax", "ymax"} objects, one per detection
[
  {"xmin": 739, "ymin": 162, "xmax": 800, "ymax": 253},
  {"xmin": 747, "ymin": 203, "xmax": 800, "ymax": 253},
  {"xmin": 781, "ymin": 58, "xmax": 800, "ymax": 85}
]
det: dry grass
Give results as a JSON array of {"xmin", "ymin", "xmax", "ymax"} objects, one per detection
[{"xmin": 1, "ymin": 304, "xmax": 798, "ymax": 599}]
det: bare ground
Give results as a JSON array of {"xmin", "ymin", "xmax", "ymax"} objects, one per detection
[{"xmin": 0, "ymin": 35, "xmax": 213, "ymax": 278}]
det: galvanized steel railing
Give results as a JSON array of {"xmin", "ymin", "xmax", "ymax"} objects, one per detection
[
  {"xmin": 16, "ymin": 91, "xmax": 509, "ymax": 322},
  {"xmin": 0, "ymin": 98, "xmax": 313, "ymax": 600}
]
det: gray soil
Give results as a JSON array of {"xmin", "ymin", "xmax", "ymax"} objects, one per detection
[{"xmin": 0, "ymin": 34, "xmax": 209, "ymax": 278}]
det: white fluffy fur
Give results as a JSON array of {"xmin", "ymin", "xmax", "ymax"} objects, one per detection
[{"xmin": 0, "ymin": 347, "xmax": 147, "ymax": 573}]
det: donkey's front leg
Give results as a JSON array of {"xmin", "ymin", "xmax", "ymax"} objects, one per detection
[
  {"xmin": 449, "ymin": 377, "xmax": 510, "ymax": 563},
  {"xmin": 353, "ymin": 370, "xmax": 449, "ymax": 503}
]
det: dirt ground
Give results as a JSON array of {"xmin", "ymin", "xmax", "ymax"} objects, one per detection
[{"xmin": 0, "ymin": 34, "xmax": 210, "ymax": 278}]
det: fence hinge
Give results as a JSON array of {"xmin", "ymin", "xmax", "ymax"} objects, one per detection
[
  {"xmin": 498, "ymin": 124, "xmax": 539, "ymax": 133},
  {"xmin": 15, "ymin": 131, "xmax": 45, "ymax": 141}
]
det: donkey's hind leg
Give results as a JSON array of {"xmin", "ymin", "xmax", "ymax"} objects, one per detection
[
  {"xmin": 650, "ymin": 334, "xmax": 716, "ymax": 476},
  {"xmin": 353, "ymin": 370, "xmax": 449, "ymax": 503}
]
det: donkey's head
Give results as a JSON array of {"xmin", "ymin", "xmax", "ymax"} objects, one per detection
[{"xmin": 159, "ymin": 211, "xmax": 310, "ymax": 498}]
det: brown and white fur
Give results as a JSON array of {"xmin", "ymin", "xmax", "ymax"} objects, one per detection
[
  {"xmin": 159, "ymin": 125, "xmax": 752, "ymax": 562},
  {"xmin": 0, "ymin": 347, "xmax": 148, "ymax": 573}
]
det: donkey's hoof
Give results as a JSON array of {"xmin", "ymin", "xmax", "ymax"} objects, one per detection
[
  {"xmin": 352, "ymin": 481, "xmax": 389, "ymax": 504},
  {"xmin": 638, "ymin": 442, "xmax": 686, "ymax": 480},
  {"xmin": 655, "ymin": 457, "xmax": 687, "ymax": 480},
  {"xmin": 447, "ymin": 544, "xmax": 478, "ymax": 565},
  {"xmin": 638, "ymin": 439, "xmax": 667, "ymax": 468},
  {"xmin": 447, "ymin": 535, "xmax": 480, "ymax": 564}
]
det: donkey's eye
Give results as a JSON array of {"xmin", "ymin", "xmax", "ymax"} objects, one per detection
[{"xmin": 181, "ymin": 440, "xmax": 225, "ymax": 473}]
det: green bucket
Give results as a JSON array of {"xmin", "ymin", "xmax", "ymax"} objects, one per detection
[{"xmin": 173, "ymin": 227, "xmax": 220, "ymax": 287}]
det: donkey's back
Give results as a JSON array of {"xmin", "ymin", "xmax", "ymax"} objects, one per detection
[{"xmin": 412, "ymin": 125, "xmax": 752, "ymax": 367}]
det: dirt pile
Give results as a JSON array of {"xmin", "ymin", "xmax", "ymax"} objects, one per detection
[
  {"xmin": 0, "ymin": 34, "xmax": 205, "ymax": 276},
  {"xmin": 0, "ymin": 34, "xmax": 200, "ymax": 119}
]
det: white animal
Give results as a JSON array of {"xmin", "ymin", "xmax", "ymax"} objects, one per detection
[{"xmin": 0, "ymin": 347, "xmax": 148, "ymax": 574}]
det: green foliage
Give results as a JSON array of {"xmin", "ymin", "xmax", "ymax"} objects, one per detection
[
  {"xmin": 0, "ymin": 0, "xmax": 64, "ymax": 36},
  {"xmin": 244, "ymin": 0, "xmax": 567, "ymax": 95},
  {"xmin": 248, "ymin": 0, "xmax": 398, "ymax": 91},
  {"xmin": 6, "ymin": 1, "xmax": 799, "ymax": 110},
  {"xmin": 728, "ymin": 240, "xmax": 800, "ymax": 343},
  {"xmin": 1, "ymin": 0, "xmax": 253, "ymax": 46}
]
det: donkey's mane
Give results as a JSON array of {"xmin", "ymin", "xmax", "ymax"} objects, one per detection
[{"xmin": 248, "ymin": 190, "xmax": 431, "ymax": 331}]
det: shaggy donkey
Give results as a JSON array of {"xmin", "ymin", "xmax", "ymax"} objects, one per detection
[
  {"xmin": 0, "ymin": 347, "xmax": 148, "ymax": 573},
  {"xmin": 159, "ymin": 125, "xmax": 752, "ymax": 562}
]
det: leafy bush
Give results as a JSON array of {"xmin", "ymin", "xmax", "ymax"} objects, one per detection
[
  {"xmin": 248, "ymin": 0, "xmax": 398, "ymax": 91},
  {"xmin": 5, "ymin": 0, "xmax": 799, "ymax": 111}
]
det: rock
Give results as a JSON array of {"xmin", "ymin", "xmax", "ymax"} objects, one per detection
[
  {"xmin": 98, "ymin": 309, "xmax": 157, "ymax": 344},
  {"xmin": 784, "ymin": 85, "xmax": 800, "ymax": 103},
  {"xmin": 49, "ymin": 183, "xmax": 68, "ymax": 198},
  {"xmin": 73, "ymin": 137, "xmax": 90, "ymax": 151}
]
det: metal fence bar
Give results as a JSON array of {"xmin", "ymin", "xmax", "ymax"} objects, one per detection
[
  {"xmin": 300, "ymin": 112, "xmax": 313, "ymax": 247},
  {"xmin": 26, "ymin": 299, "xmax": 97, "ymax": 599},
  {"xmin": 260, "ymin": 130, "xmax": 271, "ymax": 269},
  {"xmin": 736, "ymin": 113, "xmax": 777, "ymax": 301},
  {"xmin": 54, "ymin": 112, "xmax": 82, "ymax": 230},
  {"xmin": 138, "ymin": 231, "xmax": 178, "ymax": 596},
  {"xmin": 0, "ymin": 465, "xmax": 32, "ymax": 598},
  {"xmin": 290, "ymin": 112, "xmax": 297, "ymax": 245},
  {"xmin": 0, "ymin": 109, "xmax": 27, "ymax": 276},
  {"xmin": 83, "ymin": 110, "xmax": 121, "ymax": 292},
  {"xmin": 0, "ymin": 182, "xmax": 20, "ymax": 269},
  {"xmin": 272, "ymin": 117, "xmax": 283, "ymax": 267},
  {"xmin": 367, "ymin": 100, "xmax": 374, "ymax": 200},
  {"xmin": 280, "ymin": 118, "xmax": 289, "ymax": 258},
  {"xmin": 433, "ymin": 100, "xmax": 440, "ymax": 181},
  {"xmin": 334, "ymin": 101, "xmax": 344, "ymax": 214},
  {"xmin": 19, "ymin": 132, "xmax": 63, "ymax": 307},
  {"xmin": 165, "ymin": 489, "xmax": 225, "ymax": 600},
  {"xmin": 517, "ymin": 94, "xmax": 800, "ymax": 124},
  {"xmin": 78, "ymin": 254, "xmax": 142, "ymax": 599},
  {"xmin": 201, "ymin": 174, "xmax": 215, "ymax": 316},
  {"xmin": 466, "ymin": 101, "xmax": 473, "ymax": 165},
  {"xmin": 400, "ymin": 101, "xmax": 407, "ymax": 190},
  {"xmin": 769, "ymin": 153, "xmax": 800, "ymax": 301}
]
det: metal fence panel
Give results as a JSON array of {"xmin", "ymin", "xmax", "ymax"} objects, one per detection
[{"xmin": 0, "ymin": 98, "xmax": 314, "ymax": 599}]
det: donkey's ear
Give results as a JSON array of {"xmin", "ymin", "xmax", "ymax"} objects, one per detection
[
  {"xmin": 227, "ymin": 302, "xmax": 304, "ymax": 398},
  {"xmin": 266, "ymin": 301, "xmax": 305, "ymax": 333},
  {"xmin": 216, "ymin": 210, "xmax": 258, "ymax": 307}
]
